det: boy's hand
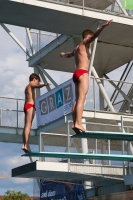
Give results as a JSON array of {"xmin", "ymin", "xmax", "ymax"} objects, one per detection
[
  {"xmin": 46, "ymin": 83, "xmax": 51, "ymax": 86},
  {"xmin": 102, "ymin": 19, "xmax": 113, "ymax": 27},
  {"xmin": 60, "ymin": 52, "xmax": 66, "ymax": 57}
]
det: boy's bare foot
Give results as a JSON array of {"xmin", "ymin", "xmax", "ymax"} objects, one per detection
[
  {"xmin": 21, "ymin": 144, "xmax": 31, "ymax": 153},
  {"xmin": 72, "ymin": 125, "xmax": 86, "ymax": 134},
  {"xmin": 72, "ymin": 124, "xmax": 75, "ymax": 129},
  {"xmin": 21, "ymin": 148, "xmax": 30, "ymax": 153}
]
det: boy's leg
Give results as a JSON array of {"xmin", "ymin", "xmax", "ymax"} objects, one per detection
[
  {"xmin": 74, "ymin": 73, "xmax": 89, "ymax": 131},
  {"xmin": 72, "ymin": 101, "xmax": 76, "ymax": 128},
  {"xmin": 22, "ymin": 107, "xmax": 34, "ymax": 152}
]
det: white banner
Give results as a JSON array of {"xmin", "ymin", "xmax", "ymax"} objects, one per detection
[{"xmin": 36, "ymin": 79, "xmax": 75, "ymax": 127}]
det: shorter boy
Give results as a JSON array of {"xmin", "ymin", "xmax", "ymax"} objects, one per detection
[{"xmin": 22, "ymin": 73, "xmax": 51, "ymax": 153}]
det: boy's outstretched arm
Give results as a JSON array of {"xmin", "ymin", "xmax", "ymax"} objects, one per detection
[
  {"xmin": 31, "ymin": 83, "xmax": 51, "ymax": 88},
  {"xmin": 85, "ymin": 19, "xmax": 113, "ymax": 44},
  {"xmin": 60, "ymin": 51, "xmax": 74, "ymax": 58}
]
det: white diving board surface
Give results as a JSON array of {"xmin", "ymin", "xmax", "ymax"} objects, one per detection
[
  {"xmin": 22, "ymin": 152, "xmax": 133, "ymax": 162},
  {"xmin": 71, "ymin": 131, "xmax": 133, "ymax": 141}
]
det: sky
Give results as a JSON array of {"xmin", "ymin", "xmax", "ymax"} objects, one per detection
[
  {"xmin": 0, "ymin": 24, "xmax": 72, "ymax": 196},
  {"xmin": 0, "ymin": 23, "xmax": 131, "ymax": 196}
]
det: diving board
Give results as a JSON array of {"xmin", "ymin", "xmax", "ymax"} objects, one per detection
[
  {"xmin": 22, "ymin": 152, "xmax": 133, "ymax": 162},
  {"xmin": 71, "ymin": 131, "xmax": 133, "ymax": 141}
]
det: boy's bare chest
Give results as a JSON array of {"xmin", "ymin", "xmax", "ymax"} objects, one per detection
[{"xmin": 74, "ymin": 45, "xmax": 91, "ymax": 57}]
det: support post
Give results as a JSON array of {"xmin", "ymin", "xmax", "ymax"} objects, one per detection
[
  {"xmin": 67, "ymin": 121, "xmax": 71, "ymax": 172},
  {"xmin": 81, "ymin": 118, "xmax": 91, "ymax": 189},
  {"xmin": 111, "ymin": 0, "xmax": 116, "ymax": 12},
  {"xmin": 0, "ymin": 23, "xmax": 31, "ymax": 57},
  {"xmin": 0, "ymin": 109, "xmax": 2, "ymax": 126},
  {"xmin": 101, "ymin": 141, "xmax": 106, "ymax": 165},
  {"xmin": 95, "ymin": 139, "xmax": 97, "ymax": 164},
  {"xmin": 92, "ymin": 67, "xmax": 115, "ymax": 112},
  {"xmin": 121, "ymin": 116, "xmax": 125, "ymax": 176},
  {"xmin": 26, "ymin": 28, "xmax": 35, "ymax": 55},
  {"xmin": 93, "ymin": 78, "xmax": 96, "ymax": 111},
  {"xmin": 39, "ymin": 30, "xmax": 41, "ymax": 51},
  {"xmin": 16, "ymin": 99, "xmax": 18, "ymax": 134},
  {"xmin": 108, "ymin": 140, "xmax": 111, "ymax": 165},
  {"xmin": 89, "ymin": 23, "xmax": 100, "ymax": 79},
  {"xmin": 34, "ymin": 67, "xmax": 40, "ymax": 98},
  {"xmin": 39, "ymin": 132, "xmax": 45, "ymax": 161},
  {"xmin": 98, "ymin": 74, "xmax": 105, "ymax": 110}
]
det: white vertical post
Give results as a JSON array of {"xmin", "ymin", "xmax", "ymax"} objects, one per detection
[
  {"xmin": 82, "ymin": 0, "xmax": 85, "ymax": 15},
  {"xmin": 39, "ymin": 30, "xmax": 41, "ymax": 51},
  {"xmin": 89, "ymin": 23, "xmax": 100, "ymax": 79},
  {"xmin": 67, "ymin": 121, "xmax": 71, "ymax": 172},
  {"xmin": 108, "ymin": 140, "xmax": 111, "ymax": 165},
  {"xmin": 81, "ymin": 119, "xmax": 91, "ymax": 189},
  {"xmin": 101, "ymin": 141, "xmax": 106, "ymax": 165},
  {"xmin": 34, "ymin": 67, "xmax": 40, "ymax": 98},
  {"xmin": 121, "ymin": 116, "xmax": 125, "ymax": 176},
  {"xmin": 93, "ymin": 77, "xmax": 96, "ymax": 111},
  {"xmin": 26, "ymin": 28, "xmax": 35, "ymax": 55},
  {"xmin": 0, "ymin": 109, "xmax": 2, "ymax": 126},
  {"xmin": 111, "ymin": 0, "xmax": 116, "ymax": 12},
  {"xmin": 99, "ymin": 75, "xmax": 105, "ymax": 110},
  {"xmin": 81, "ymin": 119, "xmax": 88, "ymax": 155},
  {"xmin": 16, "ymin": 99, "xmax": 18, "ymax": 134},
  {"xmin": 39, "ymin": 132, "xmax": 45, "ymax": 161},
  {"xmin": 95, "ymin": 139, "xmax": 97, "ymax": 164}
]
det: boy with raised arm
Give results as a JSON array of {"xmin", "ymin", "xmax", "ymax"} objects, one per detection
[
  {"xmin": 22, "ymin": 73, "xmax": 51, "ymax": 153},
  {"xmin": 60, "ymin": 20, "xmax": 113, "ymax": 134}
]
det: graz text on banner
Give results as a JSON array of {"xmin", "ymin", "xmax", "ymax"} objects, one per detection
[{"xmin": 36, "ymin": 79, "xmax": 75, "ymax": 127}]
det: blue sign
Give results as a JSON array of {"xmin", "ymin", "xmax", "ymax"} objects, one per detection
[
  {"xmin": 40, "ymin": 180, "xmax": 86, "ymax": 200},
  {"xmin": 55, "ymin": 88, "xmax": 64, "ymax": 109}
]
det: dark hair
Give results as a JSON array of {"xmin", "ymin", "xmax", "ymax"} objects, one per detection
[
  {"xmin": 29, "ymin": 73, "xmax": 40, "ymax": 82},
  {"xmin": 82, "ymin": 29, "xmax": 94, "ymax": 39}
]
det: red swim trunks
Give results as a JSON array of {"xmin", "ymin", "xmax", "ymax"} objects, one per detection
[
  {"xmin": 24, "ymin": 104, "xmax": 36, "ymax": 113},
  {"xmin": 73, "ymin": 69, "xmax": 88, "ymax": 83}
]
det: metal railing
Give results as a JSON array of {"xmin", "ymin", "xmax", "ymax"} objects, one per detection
[
  {"xmin": 85, "ymin": 76, "xmax": 133, "ymax": 114},
  {"xmin": 0, "ymin": 97, "xmax": 37, "ymax": 129},
  {"xmin": 26, "ymin": 30, "xmax": 60, "ymax": 57}
]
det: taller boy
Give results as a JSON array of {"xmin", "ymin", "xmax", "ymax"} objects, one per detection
[
  {"xmin": 60, "ymin": 20, "xmax": 113, "ymax": 134},
  {"xmin": 22, "ymin": 73, "xmax": 51, "ymax": 153}
]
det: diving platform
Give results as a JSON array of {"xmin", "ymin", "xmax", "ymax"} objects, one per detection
[
  {"xmin": 21, "ymin": 152, "xmax": 133, "ymax": 162},
  {"xmin": 71, "ymin": 131, "xmax": 133, "ymax": 141},
  {"xmin": 1, "ymin": 0, "xmax": 133, "ymax": 34},
  {"xmin": 12, "ymin": 161, "xmax": 124, "ymax": 181}
]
